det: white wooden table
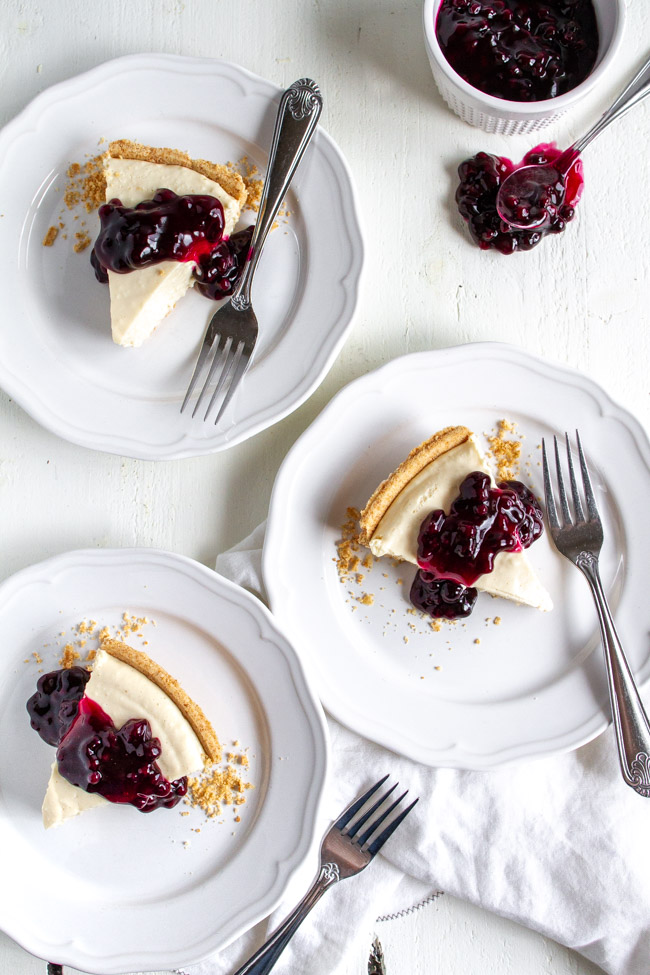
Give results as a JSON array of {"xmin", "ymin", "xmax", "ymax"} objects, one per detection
[{"xmin": 1, "ymin": 0, "xmax": 648, "ymax": 972}]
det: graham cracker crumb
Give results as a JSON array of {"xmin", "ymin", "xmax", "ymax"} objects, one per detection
[
  {"xmin": 73, "ymin": 231, "xmax": 91, "ymax": 253},
  {"xmin": 493, "ymin": 616, "xmax": 502, "ymax": 625},
  {"xmin": 59, "ymin": 643, "xmax": 81, "ymax": 668},
  {"xmin": 42, "ymin": 226, "xmax": 58, "ymax": 247}
]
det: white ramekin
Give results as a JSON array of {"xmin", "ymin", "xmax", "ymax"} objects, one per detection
[{"xmin": 423, "ymin": 0, "xmax": 627, "ymax": 135}]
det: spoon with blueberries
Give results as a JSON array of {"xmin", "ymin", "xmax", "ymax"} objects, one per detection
[{"xmin": 496, "ymin": 52, "xmax": 650, "ymax": 231}]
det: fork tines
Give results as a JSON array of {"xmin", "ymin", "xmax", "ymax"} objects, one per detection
[
  {"xmin": 542, "ymin": 430, "xmax": 600, "ymax": 529},
  {"xmin": 336, "ymin": 776, "xmax": 419, "ymax": 857},
  {"xmin": 180, "ymin": 319, "xmax": 254, "ymax": 425}
]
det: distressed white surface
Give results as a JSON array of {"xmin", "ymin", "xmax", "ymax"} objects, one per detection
[{"xmin": 0, "ymin": 0, "xmax": 647, "ymax": 972}]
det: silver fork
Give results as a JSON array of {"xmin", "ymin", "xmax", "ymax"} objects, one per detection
[
  {"xmin": 180, "ymin": 78, "xmax": 323, "ymax": 425},
  {"xmin": 542, "ymin": 431, "xmax": 650, "ymax": 797},
  {"xmin": 233, "ymin": 776, "xmax": 419, "ymax": 975}
]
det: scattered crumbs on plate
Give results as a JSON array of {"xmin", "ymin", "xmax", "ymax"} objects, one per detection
[
  {"xmin": 42, "ymin": 226, "xmax": 58, "ymax": 246},
  {"xmin": 493, "ymin": 616, "xmax": 502, "ymax": 625},
  {"xmin": 486, "ymin": 418, "xmax": 521, "ymax": 481},
  {"xmin": 186, "ymin": 758, "xmax": 253, "ymax": 821},
  {"xmin": 335, "ymin": 507, "xmax": 362, "ymax": 583}
]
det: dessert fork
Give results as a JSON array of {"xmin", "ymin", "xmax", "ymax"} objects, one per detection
[
  {"xmin": 542, "ymin": 432, "xmax": 650, "ymax": 797},
  {"xmin": 233, "ymin": 776, "xmax": 418, "ymax": 975},
  {"xmin": 181, "ymin": 78, "xmax": 323, "ymax": 425}
]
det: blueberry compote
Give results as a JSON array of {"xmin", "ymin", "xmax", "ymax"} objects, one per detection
[
  {"xmin": 456, "ymin": 144, "xmax": 583, "ymax": 253},
  {"xmin": 410, "ymin": 471, "xmax": 544, "ymax": 620},
  {"xmin": 90, "ymin": 189, "xmax": 252, "ymax": 299},
  {"xmin": 410, "ymin": 572, "xmax": 478, "ymax": 620},
  {"xmin": 26, "ymin": 666, "xmax": 90, "ymax": 746},
  {"xmin": 435, "ymin": 0, "xmax": 599, "ymax": 102},
  {"xmin": 194, "ymin": 226, "xmax": 254, "ymax": 300},
  {"xmin": 27, "ymin": 667, "xmax": 187, "ymax": 812}
]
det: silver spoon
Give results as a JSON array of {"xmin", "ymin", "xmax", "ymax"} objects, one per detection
[{"xmin": 496, "ymin": 52, "xmax": 650, "ymax": 230}]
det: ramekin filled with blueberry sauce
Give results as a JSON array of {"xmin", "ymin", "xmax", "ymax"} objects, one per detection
[{"xmin": 423, "ymin": 0, "xmax": 625, "ymax": 134}]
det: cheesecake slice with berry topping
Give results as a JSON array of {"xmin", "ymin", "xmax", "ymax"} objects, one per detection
[
  {"xmin": 28, "ymin": 638, "xmax": 220, "ymax": 828},
  {"xmin": 359, "ymin": 425, "xmax": 552, "ymax": 615},
  {"xmin": 92, "ymin": 140, "xmax": 247, "ymax": 348}
]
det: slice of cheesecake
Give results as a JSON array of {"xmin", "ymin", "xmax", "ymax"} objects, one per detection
[
  {"xmin": 101, "ymin": 139, "xmax": 246, "ymax": 347},
  {"xmin": 359, "ymin": 425, "xmax": 552, "ymax": 611},
  {"xmin": 42, "ymin": 639, "xmax": 220, "ymax": 829}
]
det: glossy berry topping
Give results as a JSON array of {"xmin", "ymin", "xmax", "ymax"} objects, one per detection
[
  {"xmin": 436, "ymin": 0, "xmax": 599, "ymax": 102},
  {"xmin": 27, "ymin": 667, "xmax": 187, "ymax": 813},
  {"xmin": 456, "ymin": 144, "xmax": 583, "ymax": 253},
  {"xmin": 56, "ymin": 696, "xmax": 187, "ymax": 811},
  {"xmin": 91, "ymin": 189, "xmax": 226, "ymax": 281},
  {"xmin": 194, "ymin": 225, "xmax": 254, "ymax": 299},
  {"xmin": 416, "ymin": 471, "xmax": 544, "ymax": 587},
  {"xmin": 410, "ymin": 571, "xmax": 478, "ymax": 619},
  {"xmin": 27, "ymin": 666, "xmax": 90, "ymax": 747}
]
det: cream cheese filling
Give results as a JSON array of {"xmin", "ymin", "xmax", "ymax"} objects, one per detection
[
  {"xmin": 42, "ymin": 650, "xmax": 204, "ymax": 829},
  {"xmin": 369, "ymin": 435, "xmax": 552, "ymax": 612},
  {"xmin": 103, "ymin": 157, "xmax": 241, "ymax": 348}
]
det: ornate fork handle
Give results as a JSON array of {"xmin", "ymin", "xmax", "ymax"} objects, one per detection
[
  {"xmin": 233, "ymin": 863, "xmax": 340, "ymax": 975},
  {"xmin": 576, "ymin": 551, "xmax": 650, "ymax": 797},
  {"xmin": 232, "ymin": 78, "xmax": 323, "ymax": 311}
]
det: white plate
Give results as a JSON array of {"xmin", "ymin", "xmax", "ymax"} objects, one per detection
[
  {"xmin": 0, "ymin": 55, "xmax": 363, "ymax": 459},
  {"xmin": 0, "ymin": 548, "xmax": 327, "ymax": 973},
  {"xmin": 263, "ymin": 343, "xmax": 650, "ymax": 769}
]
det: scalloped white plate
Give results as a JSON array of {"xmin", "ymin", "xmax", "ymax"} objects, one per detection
[
  {"xmin": 263, "ymin": 343, "xmax": 650, "ymax": 769},
  {"xmin": 0, "ymin": 548, "xmax": 327, "ymax": 973},
  {"xmin": 0, "ymin": 55, "xmax": 363, "ymax": 459}
]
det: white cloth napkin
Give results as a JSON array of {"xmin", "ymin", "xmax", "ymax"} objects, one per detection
[{"xmin": 187, "ymin": 523, "xmax": 650, "ymax": 975}]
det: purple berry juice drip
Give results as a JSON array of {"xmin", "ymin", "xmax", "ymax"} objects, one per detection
[
  {"xmin": 436, "ymin": 0, "xmax": 599, "ymax": 102},
  {"xmin": 456, "ymin": 144, "xmax": 584, "ymax": 254}
]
